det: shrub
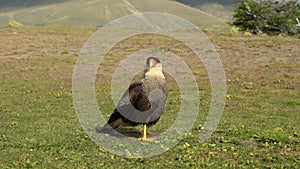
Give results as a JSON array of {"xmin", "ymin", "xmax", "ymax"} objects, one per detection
[{"xmin": 231, "ymin": 0, "xmax": 300, "ymax": 36}]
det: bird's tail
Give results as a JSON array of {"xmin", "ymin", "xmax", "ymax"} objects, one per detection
[
  {"xmin": 96, "ymin": 110, "xmax": 124, "ymax": 134},
  {"xmin": 95, "ymin": 123, "xmax": 114, "ymax": 133}
]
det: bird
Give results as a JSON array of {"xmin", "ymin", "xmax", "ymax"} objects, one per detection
[{"xmin": 96, "ymin": 57, "xmax": 168, "ymax": 141}]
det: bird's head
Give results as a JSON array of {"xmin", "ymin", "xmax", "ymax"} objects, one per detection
[
  {"xmin": 146, "ymin": 57, "xmax": 162, "ymax": 71},
  {"xmin": 144, "ymin": 57, "xmax": 164, "ymax": 79}
]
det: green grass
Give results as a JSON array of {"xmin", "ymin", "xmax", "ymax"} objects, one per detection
[{"xmin": 0, "ymin": 26, "xmax": 299, "ymax": 168}]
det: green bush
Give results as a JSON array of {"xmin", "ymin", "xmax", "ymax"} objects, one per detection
[{"xmin": 231, "ymin": 0, "xmax": 300, "ymax": 36}]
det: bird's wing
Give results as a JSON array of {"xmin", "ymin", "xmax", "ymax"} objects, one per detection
[
  {"xmin": 117, "ymin": 80, "xmax": 167, "ymax": 124},
  {"xmin": 100, "ymin": 78, "xmax": 167, "ymax": 131},
  {"xmin": 116, "ymin": 79, "xmax": 144, "ymax": 108},
  {"xmin": 104, "ymin": 79, "xmax": 144, "ymax": 127}
]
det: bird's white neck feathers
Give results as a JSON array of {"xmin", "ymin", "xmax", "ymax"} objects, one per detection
[{"xmin": 145, "ymin": 63, "xmax": 165, "ymax": 79}]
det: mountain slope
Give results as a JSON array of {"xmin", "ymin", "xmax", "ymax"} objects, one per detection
[
  {"xmin": 176, "ymin": 0, "xmax": 236, "ymax": 7},
  {"xmin": 0, "ymin": 0, "xmax": 68, "ymax": 9},
  {"xmin": 176, "ymin": 0, "xmax": 237, "ymax": 20},
  {"xmin": 0, "ymin": 0, "xmax": 225, "ymax": 26}
]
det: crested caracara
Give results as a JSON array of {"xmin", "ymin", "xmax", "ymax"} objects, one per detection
[{"xmin": 97, "ymin": 57, "xmax": 168, "ymax": 141}]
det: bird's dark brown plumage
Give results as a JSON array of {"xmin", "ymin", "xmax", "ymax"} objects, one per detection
[{"xmin": 97, "ymin": 57, "xmax": 167, "ymax": 138}]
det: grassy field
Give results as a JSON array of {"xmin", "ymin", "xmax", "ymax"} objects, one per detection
[{"xmin": 0, "ymin": 26, "xmax": 299, "ymax": 168}]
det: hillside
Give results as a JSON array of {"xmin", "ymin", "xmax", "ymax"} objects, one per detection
[
  {"xmin": 176, "ymin": 0, "xmax": 237, "ymax": 20},
  {"xmin": 0, "ymin": 0, "xmax": 67, "ymax": 9},
  {"xmin": 0, "ymin": 0, "xmax": 225, "ymax": 26},
  {"xmin": 175, "ymin": 0, "xmax": 236, "ymax": 7}
]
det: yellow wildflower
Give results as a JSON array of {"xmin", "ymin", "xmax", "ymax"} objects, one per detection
[
  {"xmin": 274, "ymin": 127, "xmax": 282, "ymax": 131},
  {"xmin": 226, "ymin": 94, "xmax": 232, "ymax": 100},
  {"xmin": 184, "ymin": 142, "xmax": 190, "ymax": 148}
]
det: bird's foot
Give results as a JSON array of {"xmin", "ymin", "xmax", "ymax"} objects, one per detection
[{"xmin": 138, "ymin": 137, "xmax": 154, "ymax": 142}]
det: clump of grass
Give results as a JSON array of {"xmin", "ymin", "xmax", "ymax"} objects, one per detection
[{"xmin": 8, "ymin": 19, "xmax": 24, "ymax": 27}]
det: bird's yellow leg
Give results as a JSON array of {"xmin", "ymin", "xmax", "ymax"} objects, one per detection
[
  {"xmin": 138, "ymin": 124, "xmax": 153, "ymax": 142},
  {"xmin": 143, "ymin": 124, "xmax": 147, "ymax": 139}
]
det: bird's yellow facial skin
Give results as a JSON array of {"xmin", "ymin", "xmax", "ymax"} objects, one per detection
[{"xmin": 149, "ymin": 59, "xmax": 157, "ymax": 68}]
